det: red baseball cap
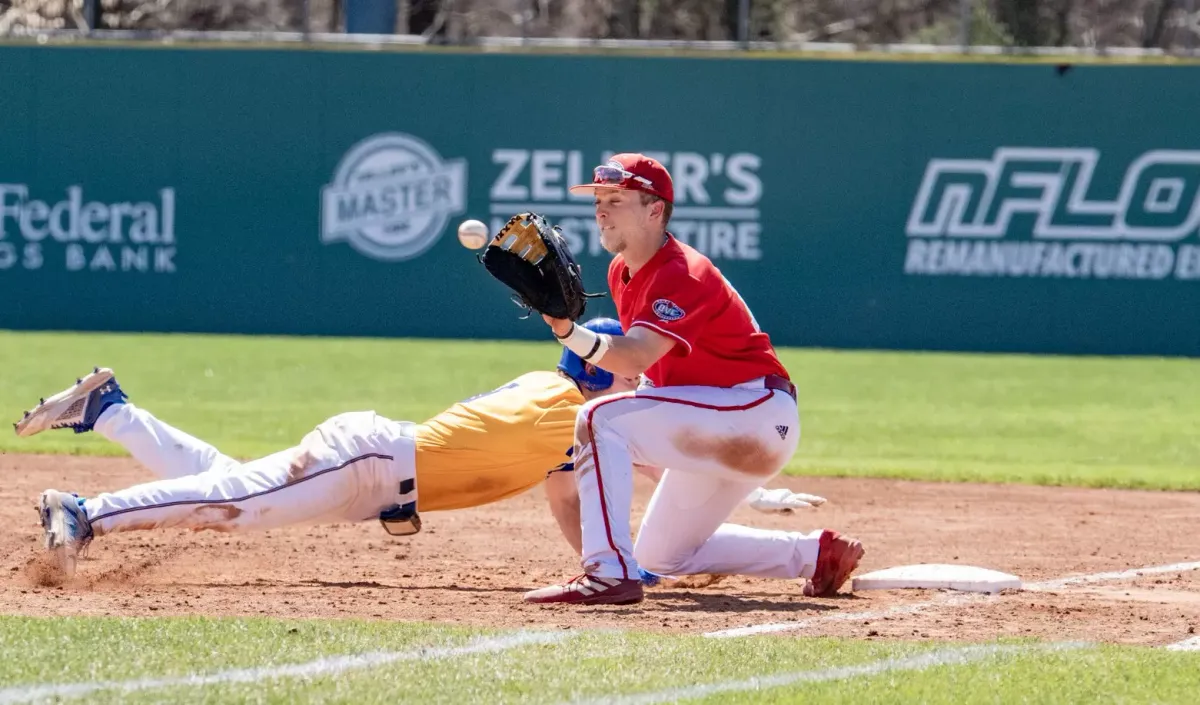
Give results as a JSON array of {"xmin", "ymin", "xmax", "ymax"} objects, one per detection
[{"xmin": 568, "ymin": 153, "xmax": 674, "ymax": 204}]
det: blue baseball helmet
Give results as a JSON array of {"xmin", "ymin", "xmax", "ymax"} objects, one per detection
[{"xmin": 558, "ymin": 317, "xmax": 624, "ymax": 391}]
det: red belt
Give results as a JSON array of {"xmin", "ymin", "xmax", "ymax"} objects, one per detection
[{"xmin": 764, "ymin": 374, "xmax": 797, "ymax": 400}]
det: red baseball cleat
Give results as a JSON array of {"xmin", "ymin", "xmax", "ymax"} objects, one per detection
[
  {"xmin": 803, "ymin": 529, "xmax": 865, "ymax": 597},
  {"xmin": 523, "ymin": 574, "xmax": 645, "ymax": 605}
]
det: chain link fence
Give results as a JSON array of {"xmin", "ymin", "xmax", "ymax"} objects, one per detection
[{"xmin": 2, "ymin": 0, "xmax": 1197, "ymax": 54}]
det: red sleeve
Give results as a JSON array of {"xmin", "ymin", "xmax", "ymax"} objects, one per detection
[{"xmin": 629, "ymin": 266, "xmax": 714, "ymax": 355}]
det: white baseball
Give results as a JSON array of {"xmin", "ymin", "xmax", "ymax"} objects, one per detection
[{"xmin": 457, "ymin": 219, "xmax": 489, "ymax": 250}]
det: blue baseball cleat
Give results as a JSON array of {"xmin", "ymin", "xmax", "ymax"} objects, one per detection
[
  {"xmin": 38, "ymin": 489, "xmax": 94, "ymax": 576},
  {"xmin": 13, "ymin": 367, "xmax": 128, "ymax": 437}
]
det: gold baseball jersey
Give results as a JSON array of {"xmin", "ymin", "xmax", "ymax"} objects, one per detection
[{"xmin": 414, "ymin": 371, "xmax": 583, "ymax": 512}]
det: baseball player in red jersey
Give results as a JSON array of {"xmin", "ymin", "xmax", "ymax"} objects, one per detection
[{"xmin": 524, "ymin": 153, "xmax": 865, "ymax": 605}]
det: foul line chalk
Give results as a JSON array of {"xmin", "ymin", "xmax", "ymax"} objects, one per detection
[
  {"xmin": 1165, "ymin": 636, "xmax": 1200, "ymax": 652},
  {"xmin": 704, "ymin": 559, "xmax": 1200, "ymax": 639},
  {"xmin": 704, "ymin": 592, "xmax": 977, "ymax": 639},
  {"xmin": 565, "ymin": 642, "xmax": 1087, "ymax": 705},
  {"xmin": 1025, "ymin": 560, "xmax": 1200, "ymax": 591},
  {"xmin": 0, "ymin": 630, "xmax": 567, "ymax": 705}
]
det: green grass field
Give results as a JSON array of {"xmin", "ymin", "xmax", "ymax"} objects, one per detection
[
  {"xmin": 3, "ymin": 330, "xmax": 1197, "ymax": 489},
  {"xmin": 2, "ymin": 329, "xmax": 1198, "ymax": 703},
  {"xmin": 0, "ymin": 615, "xmax": 1197, "ymax": 704}
]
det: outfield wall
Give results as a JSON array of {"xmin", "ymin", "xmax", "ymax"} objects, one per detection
[{"xmin": 2, "ymin": 44, "xmax": 1198, "ymax": 355}]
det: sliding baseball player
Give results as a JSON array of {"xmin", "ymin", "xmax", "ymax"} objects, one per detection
[{"xmin": 15, "ymin": 318, "xmax": 824, "ymax": 578}]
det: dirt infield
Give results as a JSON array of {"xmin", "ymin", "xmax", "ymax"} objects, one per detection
[{"xmin": 2, "ymin": 453, "xmax": 1197, "ymax": 646}]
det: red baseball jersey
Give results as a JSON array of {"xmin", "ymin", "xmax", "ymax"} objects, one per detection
[{"xmin": 607, "ymin": 236, "xmax": 789, "ymax": 388}]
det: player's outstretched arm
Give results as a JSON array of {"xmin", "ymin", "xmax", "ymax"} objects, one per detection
[{"xmin": 545, "ymin": 470, "xmax": 583, "ymax": 555}]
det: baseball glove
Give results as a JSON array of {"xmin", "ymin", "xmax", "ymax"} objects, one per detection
[{"xmin": 480, "ymin": 212, "xmax": 605, "ymax": 321}]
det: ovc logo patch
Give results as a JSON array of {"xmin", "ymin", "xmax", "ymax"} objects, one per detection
[{"xmin": 652, "ymin": 299, "xmax": 685, "ymax": 321}]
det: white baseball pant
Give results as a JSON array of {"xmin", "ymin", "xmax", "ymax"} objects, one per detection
[
  {"xmin": 575, "ymin": 379, "xmax": 823, "ymax": 581},
  {"xmin": 81, "ymin": 404, "xmax": 417, "ymax": 537}
]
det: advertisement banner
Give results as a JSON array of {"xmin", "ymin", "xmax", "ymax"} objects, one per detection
[{"xmin": 1, "ymin": 46, "xmax": 1196, "ymax": 355}]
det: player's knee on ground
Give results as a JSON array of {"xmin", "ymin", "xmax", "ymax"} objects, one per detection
[{"xmin": 633, "ymin": 536, "xmax": 698, "ymax": 577}]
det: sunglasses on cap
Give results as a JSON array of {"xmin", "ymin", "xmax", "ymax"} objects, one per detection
[{"xmin": 593, "ymin": 164, "xmax": 655, "ymax": 189}]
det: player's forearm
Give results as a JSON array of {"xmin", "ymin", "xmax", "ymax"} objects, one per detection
[
  {"xmin": 588, "ymin": 335, "xmax": 657, "ymax": 378},
  {"xmin": 553, "ymin": 321, "xmax": 665, "ymax": 378},
  {"xmin": 550, "ymin": 496, "xmax": 583, "ymax": 555},
  {"xmin": 545, "ymin": 472, "xmax": 583, "ymax": 555}
]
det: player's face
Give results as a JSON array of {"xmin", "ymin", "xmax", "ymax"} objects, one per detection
[{"xmin": 593, "ymin": 189, "xmax": 655, "ymax": 254}]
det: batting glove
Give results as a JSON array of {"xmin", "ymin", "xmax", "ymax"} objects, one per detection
[{"xmin": 745, "ymin": 487, "xmax": 827, "ymax": 515}]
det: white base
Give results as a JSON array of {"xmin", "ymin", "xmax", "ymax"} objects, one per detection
[{"xmin": 851, "ymin": 563, "xmax": 1022, "ymax": 594}]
